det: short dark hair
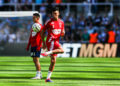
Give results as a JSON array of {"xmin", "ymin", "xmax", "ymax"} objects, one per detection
[
  {"xmin": 33, "ymin": 13, "xmax": 40, "ymax": 18},
  {"xmin": 52, "ymin": 7, "xmax": 59, "ymax": 12}
]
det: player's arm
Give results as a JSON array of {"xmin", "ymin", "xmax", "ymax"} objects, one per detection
[
  {"xmin": 61, "ymin": 23, "xmax": 65, "ymax": 39},
  {"xmin": 41, "ymin": 19, "xmax": 50, "ymax": 49},
  {"xmin": 41, "ymin": 25, "xmax": 47, "ymax": 49},
  {"xmin": 61, "ymin": 28, "xmax": 65, "ymax": 37}
]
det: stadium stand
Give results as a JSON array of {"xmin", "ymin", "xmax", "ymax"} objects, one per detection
[{"xmin": 0, "ymin": 0, "xmax": 120, "ymax": 44}]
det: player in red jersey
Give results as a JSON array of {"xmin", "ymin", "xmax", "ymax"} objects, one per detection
[
  {"xmin": 41, "ymin": 7, "xmax": 65, "ymax": 82},
  {"xmin": 26, "ymin": 13, "xmax": 43, "ymax": 79}
]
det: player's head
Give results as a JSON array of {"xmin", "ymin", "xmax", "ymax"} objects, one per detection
[
  {"xmin": 52, "ymin": 7, "xmax": 60, "ymax": 20},
  {"xmin": 33, "ymin": 13, "xmax": 40, "ymax": 22}
]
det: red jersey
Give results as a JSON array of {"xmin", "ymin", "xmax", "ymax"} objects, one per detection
[
  {"xmin": 27, "ymin": 23, "xmax": 42, "ymax": 50},
  {"xmin": 44, "ymin": 18, "xmax": 64, "ymax": 42}
]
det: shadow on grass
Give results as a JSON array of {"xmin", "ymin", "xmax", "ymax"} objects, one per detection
[
  {"xmin": 1, "ymin": 70, "xmax": 120, "ymax": 73},
  {"xmin": 0, "ymin": 77, "xmax": 32, "ymax": 79},
  {"xmin": 0, "ymin": 76, "xmax": 120, "ymax": 80},
  {"xmin": 1, "ymin": 61, "xmax": 120, "ymax": 64},
  {"xmin": 1, "ymin": 65, "xmax": 120, "ymax": 68}
]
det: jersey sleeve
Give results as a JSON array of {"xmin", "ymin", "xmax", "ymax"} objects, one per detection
[
  {"xmin": 42, "ymin": 25, "xmax": 47, "ymax": 32},
  {"xmin": 39, "ymin": 24, "xmax": 43, "ymax": 33}
]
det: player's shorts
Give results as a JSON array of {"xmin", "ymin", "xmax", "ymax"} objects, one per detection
[
  {"xmin": 31, "ymin": 46, "xmax": 41, "ymax": 57},
  {"xmin": 46, "ymin": 40, "xmax": 61, "ymax": 57}
]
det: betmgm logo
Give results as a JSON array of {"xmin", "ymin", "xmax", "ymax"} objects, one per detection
[
  {"xmin": 80, "ymin": 44, "xmax": 117, "ymax": 57},
  {"xmin": 58, "ymin": 43, "xmax": 118, "ymax": 58}
]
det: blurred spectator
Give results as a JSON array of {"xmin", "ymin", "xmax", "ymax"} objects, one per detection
[
  {"xmin": 55, "ymin": 0, "xmax": 62, "ymax": 4},
  {"xmin": 64, "ymin": 14, "xmax": 74, "ymax": 28},
  {"xmin": 9, "ymin": 0, "xmax": 18, "ymax": 3},
  {"xmin": 8, "ymin": 33, "xmax": 16, "ymax": 43},
  {"xmin": 27, "ymin": 21, "xmax": 32, "ymax": 30},
  {"xmin": 107, "ymin": 29, "xmax": 116, "ymax": 43},
  {"xmin": 64, "ymin": 27, "xmax": 71, "ymax": 42},
  {"xmin": 16, "ymin": 30, "xmax": 21, "ymax": 42},
  {"xmin": 27, "ymin": 0, "xmax": 33, "ymax": 4},
  {"xmin": 76, "ymin": 16, "xmax": 85, "ymax": 30},
  {"xmin": 75, "ymin": 29, "xmax": 82, "ymax": 42},
  {"xmin": 47, "ymin": 0, "xmax": 54, "ymax": 3},
  {"xmin": 21, "ymin": 0, "xmax": 26, "ymax": 3},
  {"xmin": 35, "ymin": 0, "xmax": 44, "ymax": 4},
  {"xmin": 94, "ymin": 14, "xmax": 102, "ymax": 26},
  {"xmin": 85, "ymin": 16, "xmax": 93, "ymax": 26},
  {"xmin": 62, "ymin": 0, "xmax": 71, "ymax": 3},
  {"xmin": 86, "ymin": 23, "xmax": 94, "ymax": 34},
  {"xmin": 89, "ymin": 30, "xmax": 98, "ymax": 43},
  {"xmin": 0, "ymin": 30, "xmax": 4, "ymax": 42},
  {"xmin": 116, "ymin": 29, "xmax": 120, "ymax": 43},
  {"xmin": 9, "ymin": 17, "xmax": 18, "ymax": 32},
  {"xmin": 39, "ymin": 4, "xmax": 46, "ymax": 23},
  {"xmin": 3, "ymin": 24, "xmax": 10, "ymax": 35},
  {"xmin": 112, "ymin": 16, "xmax": 120, "ymax": 30},
  {"xmin": 102, "ymin": 15, "xmax": 109, "ymax": 26},
  {"xmin": 98, "ymin": 30, "xmax": 107, "ymax": 43},
  {"xmin": 81, "ymin": 29, "xmax": 89, "ymax": 43}
]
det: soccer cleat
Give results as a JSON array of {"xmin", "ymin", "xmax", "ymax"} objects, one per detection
[
  {"xmin": 41, "ymin": 52, "xmax": 48, "ymax": 56},
  {"xmin": 45, "ymin": 78, "xmax": 53, "ymax": 82},
  {"xmin": 31, "ymin": 75, "xmax": 42, "ymax": 80}
]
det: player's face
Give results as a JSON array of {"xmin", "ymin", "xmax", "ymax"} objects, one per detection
[
  {"xmin": 52, "ymin": 11, "xmax": 59, "ymax": 19},
  {"xmin": 33, "ymin": 16, "xmax": 39, "ymax": 22}
]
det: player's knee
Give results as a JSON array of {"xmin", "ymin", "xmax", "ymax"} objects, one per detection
[
  {"xmin": 33, "ymin": 58, "xmax": 39, "ymax": 64},
  {"xmin": 61, "ymin": 49, "xmax": 64, "ymax": 53},
  {"xmin": 51, "ymin": 57, "xmax": 56, "ymax": 64},
  {"xmin": 51, "ymin": 59, "xmax": 56, "ymax": 63}
]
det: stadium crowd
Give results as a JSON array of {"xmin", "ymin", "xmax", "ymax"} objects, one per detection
[
  {"xmin": 0, "ymin": 0, "xmax": 120, "ymax": 44},
  {"xmin": 1, "ymin": 0, "xmax": 119, "ymax": 4},
  {"xmin": 0, "ymin": 13, "xmax": 120, "ymax": 43},
  {"xmin": 0, "ymin": 0, "xmax": 119, "ymax": 11}
]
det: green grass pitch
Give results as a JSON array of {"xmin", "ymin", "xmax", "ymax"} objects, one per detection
[{"xmin": 0, "ymin": 56, "xmax": 120, "ymax": 86}]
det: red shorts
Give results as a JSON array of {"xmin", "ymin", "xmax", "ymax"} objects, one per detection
[{"xmin": 46, "ymin": 40, "xmax": 61, "ymax": 57}]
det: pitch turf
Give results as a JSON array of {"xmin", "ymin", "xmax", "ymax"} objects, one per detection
[{"xmin": 0, "ymin": 57, "xmax": 120, "ymax": 86}]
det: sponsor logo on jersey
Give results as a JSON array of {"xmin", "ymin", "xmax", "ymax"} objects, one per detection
[
  {"xmin": 32, "ymin": 32, "xmax": 37, "ymax": 37},
  {"xmin": 52, "ymin": 29, "xmax": 61, "ymax": 35}
]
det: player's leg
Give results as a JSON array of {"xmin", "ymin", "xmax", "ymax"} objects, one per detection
[
  {"xmin": 49, "ymin": 55, "xmax": 56, "ymax": 71},
  {"xmin": 41, "ymin": 47, "xmax": 64, "ymax": 56},
  {"xmin": 31, "ymin": 47, "xmax": 42, "ymax": 79},
  {"xmin": 46, "ymin": 55, "xmax": 56, "ymax": 82},
  {"xmin": 32, "ymin": 57, "xmax": 42, "ymax": 79},
  {"xmin": 33, "ymin": 57, "xmax": 41, "ymax": 71},
  {"xmin": 41, "ymin": 41, "xmax": 64, "ymax": 56},
  {"xmin": 50, "ymin": 46, "xmax": 64, "ymax": 54}
]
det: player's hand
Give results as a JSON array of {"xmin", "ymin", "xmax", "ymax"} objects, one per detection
[
  {"xmin": 26, "ymin": 47, "xmax": 29, "ymax": 51},
  {"xmin": 51, "ymin": 36, "xmax": 57, "ymax": 41},
  {"xmin": 42, "ymin": 44, "xmax": 46, "ymax": 49},
  {"xmin": 42, "ymin": 42, "xmax": 47, "ymax": 49},
  {"xmin": 36, "ymin": 46, "xmax": 40, "ymax": 51}
]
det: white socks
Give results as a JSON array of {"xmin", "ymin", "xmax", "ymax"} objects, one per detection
[
  {"xmin": 36, "ymin": 71, "xmax": 42, "ymax": 77},
  {"xmin": 36, "ymin": 71, "xmax": 52, "ymax": 79},
  {"xmin": 46, "ymin": 51, "xmax": 53, "ymax": 55},
  {"xmin": 47, "ymin": 71, "xmax": 52, "ymax": 79}
]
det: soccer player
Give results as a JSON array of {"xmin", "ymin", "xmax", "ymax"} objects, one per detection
[
  {"xmin": 41, "ymin": 7, "xmax": 65, "ymax": 82},
  {"xmin": 26, "ymin": 13, "xmax": 43, "ymax": 79}
]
